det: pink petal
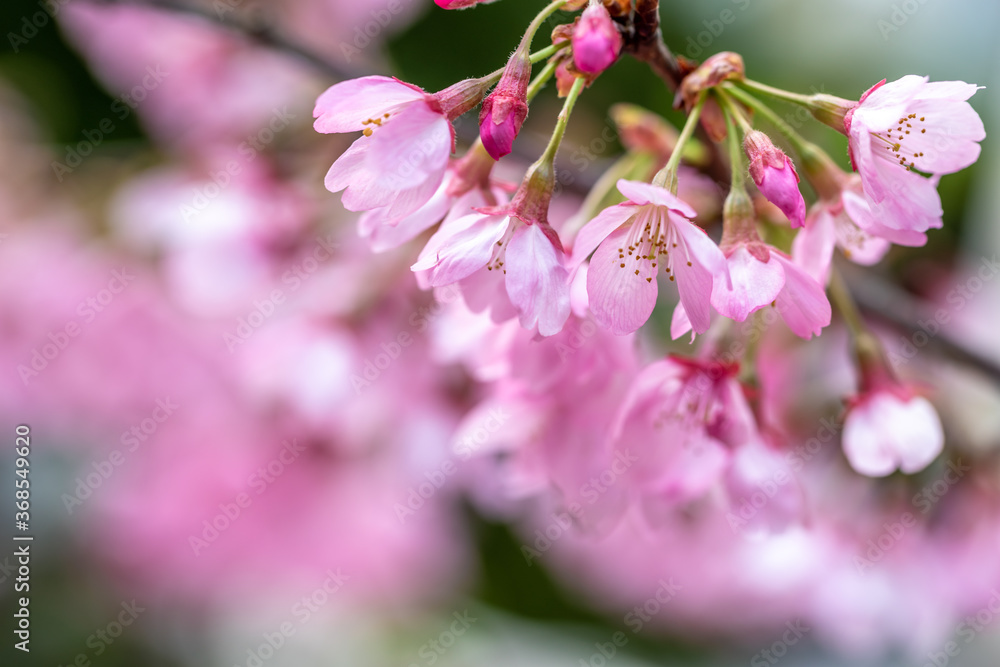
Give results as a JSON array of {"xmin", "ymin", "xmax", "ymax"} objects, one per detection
[
  {"xmin": 313, "ymin": 76, "xmax": 424, "ymax": 134},
  {"xmin": 669, "ymin": 302, "xmax": 694, "ymax": 341},
  {"xmin": 616, "ymin": 180, "xmax": 698, "ymax": 218},
  {"xmin": 791, "ymin": 206, "xmax": 836, "ymax": 284},
  {"xmin": 710, "ymin": 246, "xmax": 785, "ymax": 322},
  {"xmin": 324, "ymin": 138, "xmax": 368, "ymax": 193},
  {"xmin": 411, "ymin": 213, "xmax": 509, "ymax": 285},
  {"xmin": 756, "ymin": 159, "xmax": 806, "ymax": 228},
  {"xmin": 459, "ymin": 269, "xmax": 518, "ymax": 323},
  {"xmin": 772, "ymin": 254, "xmax": 831, "ymax": 339},
  {"xmin": 504, "ymin": 223, "xmax": 571, "ymax": 336},
  {"xmin": 569, "ymin": 203, "xmax": 636, "ymax": 266},
  {"xmin": 587, "ymin": 227, "xmax": 658, "ymax": 335},
  {"xmin": 367, "ymin": 102, "xmax": 451, "ymax": 190},
  {"xmin": 843, "ymin": 393, "xmax": 943, "ymax": 477},
  {"xmin": 842, "ymin": 189, "xmax": 926, "ymax": 248},
  {"xmin": 360, "ymin": 181, "xmax": 452, "ymax": 253},
  {"xmin": 671, "ymin": 216, "xmax": 728, "ymax": 334}
]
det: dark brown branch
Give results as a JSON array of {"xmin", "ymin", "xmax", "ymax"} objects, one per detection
[{"xmin": 621, "ymin": 0, "xmax": 683, "ymax": 90}]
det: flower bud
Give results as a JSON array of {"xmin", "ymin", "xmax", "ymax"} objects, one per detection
[
  {"xmin": 572, "ymin": 2, "xmax": 622, "ymax": 74},
  {"xmin": 744, "ymin": 130, "xmax": 806, "ymax": 228},
  {"xmin": 479, "ymin": 49, "xmax": 531, "ymax": 160}
]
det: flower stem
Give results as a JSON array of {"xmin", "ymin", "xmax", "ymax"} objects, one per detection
[
  {"xmin": 526, "ymin": 58, "xmax": 559, "ymax": 103},
  {"xmin": 739, "ymin": 78, "xmax": 815, "ymax": 108},
  {"xmin": 539, "ymin": 76, "xmax": 587, "ymax": 166},
  {"xmin": 723, "ymin": 84, "xmax": 813, "ymax": 156},
  {"xmin": 828, "ymin": 267, "xmax": 868, "ymax": 340},
  {"xmin": 718, "ymin": 92, "xmax": 750, "ymax": 192},
  {"xmin": 524, "ymin": 0, "xmax": 568, "ymax": 49},
  {"xmin": 529, "ymin": 43, "xmax": 565, "ymax": 65},
  {"xmin": 652, "ymin": 91, "xmax": 706, "ymax": 193}
]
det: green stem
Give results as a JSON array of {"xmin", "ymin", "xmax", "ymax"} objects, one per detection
[
  {"xmin": 719, "ymin": 93, "xmax": 750, "ymax": 192},
  {"xmin": 652, "ymin": 91, "xmax": 706, "ymax": 193},
  {"xmin": 739, "ymin": 78, "xmax": 815, "ymax": 108},
  {"xmin": 529, "ymin": 43, "xmax": 565, "ymax": 65},
  {"xmin": 828, "ymin": 267, "xmax": 868, "ymax": 340},
  {"xmin": 539, "ymin": 76, "xmax": 586, "ymax": 165},
  {"xmin": 526, "ymin": 58, "xmax": 559, "ymax": 103},
  {"xmin": 723, "ymin": 84, "xmax": 814, "ymax": 156},
  {"xmin": 524, "ymin": 0, "xmax": 568, "ymax": 49}
]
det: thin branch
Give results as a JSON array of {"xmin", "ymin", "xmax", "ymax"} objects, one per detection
[
  {"xmin": 94, "ymin": 0, "xmax": 359, "ymax": 80},
  {"xmin": 842, "ymin": 264, "xmax": 1000, "ymax": 386}
]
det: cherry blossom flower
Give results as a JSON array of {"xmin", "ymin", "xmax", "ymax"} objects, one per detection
[
  {"xmin": 705, "ymin": 243, "xmax": 831, "ymax": 340},
  {"xmin": 572, "ymin": 1, "xmax": 622, "ymax": 74},
  {"xmin": 844, "ymin": 76, "xmax": 985, "ymax": 233},
  {"xmin": 572, "ymin": 179, "xmax": 729, "ymax": 336},
  {"xmin": 410, "ymin": 180, "xmax": 571, "ymax": 336},
  {"xmin": 609, "ymin": 356, "xmax": 737, "ymax": 516},
  {"xmin": 792, "ymin": 178, "xmax": 906, "ymax": 285},
  {"xmin": 315, "ymin": 75, "xmax": 487, "ymax": 221}
]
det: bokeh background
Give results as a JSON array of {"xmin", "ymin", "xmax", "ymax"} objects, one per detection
[{"xmin": 2, "ymin": 0, "xmax": 1000, "ymax": 665}]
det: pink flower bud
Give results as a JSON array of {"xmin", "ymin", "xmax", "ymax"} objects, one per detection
[
  {"xmin": 744, "ymin": 131, "xmax": 806, "ymax": 228},
  {"xmin": 572, "ymin": 2, "xmax": 622, "ymax": 74},
  {"xmin": 478, "ymin": 51, "xmax": 531, "ymax": 160}
]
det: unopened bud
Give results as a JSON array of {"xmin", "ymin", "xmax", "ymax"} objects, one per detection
[
  {"xmin": 572, "ymin": 2, "xmax": 622, "ymax": 74},
  {"xmin": 744, "ymin": 130, "xmax": 806, "ymax": 228},
  {"xmin": 479, "ymin": 49, "xmax": 532, "ymax": 160}
]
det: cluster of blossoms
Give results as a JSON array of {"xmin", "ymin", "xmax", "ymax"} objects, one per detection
[
  {"xmin": 27, "ymin": 0, "xmax": 999, "ymax": 658},
  {"xmin": 315, "ymin": 0, "xmax": 984, "ymax": 503}
]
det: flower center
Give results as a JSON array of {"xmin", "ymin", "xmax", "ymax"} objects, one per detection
[
  {"xmin": 360, "ymin": 113, "xmax": 392, "ymax": 137},
  {"xmin": 616, "ymin": 206, "xmax": 692, "ymax": 284},
  {"xmin": 486, "ymin": 220, "xmax": 516, "ymax": 274},
  {"xmin": 870, "ymin": 113, "xmax": 927, "ymax": 170}
]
